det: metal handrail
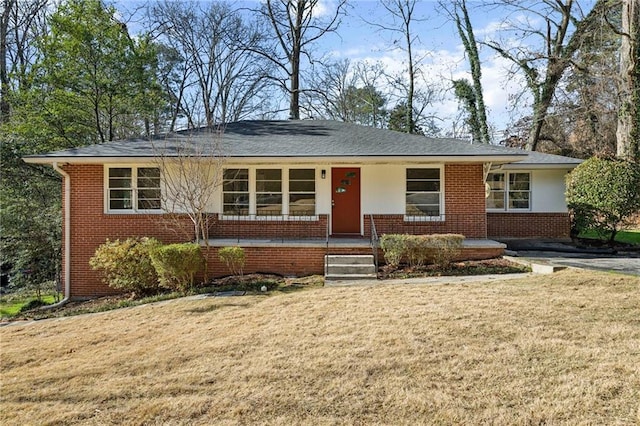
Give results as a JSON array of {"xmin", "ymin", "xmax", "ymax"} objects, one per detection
[
  {"xmin": 325, "ymin": 214, "xmax": 330, "ymax": 276},
  {"xmin": 369, "ymin": 214, "xmax": 379, "ymax": 278}
]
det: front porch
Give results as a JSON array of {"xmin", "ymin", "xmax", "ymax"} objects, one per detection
[{"xmin": 203, "ymin": 237, "xmax": 506, "ymax": 279}]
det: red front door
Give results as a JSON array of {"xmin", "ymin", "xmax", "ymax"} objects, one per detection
[{"xmin": 331, "ymin": 168, "xmax": 361, "ymax": 235}]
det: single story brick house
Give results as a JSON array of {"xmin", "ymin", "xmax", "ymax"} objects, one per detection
[{"xmin": 24, "ymin": 120, "xmax": 581, "ymax": 299}]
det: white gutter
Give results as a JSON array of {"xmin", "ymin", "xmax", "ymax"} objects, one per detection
[{"xmin": 42, "ymin": 162, "xmax": 71, "ymax": 309}]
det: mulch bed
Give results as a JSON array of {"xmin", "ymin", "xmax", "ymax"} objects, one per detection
[{"xmin": 379, "ymin": 258, "xmax": 529, "ymax": 280}]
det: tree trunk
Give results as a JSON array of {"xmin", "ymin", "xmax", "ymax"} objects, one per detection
[
  {"xmin": 0, "ymin": 0, "xmax": 14, "ymax": 123},
  {"xmin": 616, "ymin": 0, "xmax": 640, "ymax": 161},
  {"xmin": 456, "ymin": 0, "xmax": 490, "ymax": 144}
]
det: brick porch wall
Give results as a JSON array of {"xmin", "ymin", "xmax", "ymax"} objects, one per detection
[
  {"xmin": 487, "ymin": 212, "xmax": 571, "ymax": 239},
  {"xmin": 209, "ymin": 215, "xmax": 327, "ymax": 239},
  {"xmin": 204, "ymin": 246, "xmax": 504, "ymax": 278}
]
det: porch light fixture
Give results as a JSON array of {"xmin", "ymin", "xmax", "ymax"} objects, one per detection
[{"xmin": 321, "ymin": 169, "xmax": 326, "ymax": 179}]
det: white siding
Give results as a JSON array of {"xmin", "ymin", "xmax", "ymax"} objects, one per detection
[
  {"xmin": 530, "ymin": 169, "xmax": 570, "ymax": 212},
  {"xmin": 361, "ymin": 164, "xmax": 406, "ymax": 214}
]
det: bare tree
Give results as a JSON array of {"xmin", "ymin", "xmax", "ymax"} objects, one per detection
[
  {"xmin": 482, "ymin": 0, "xmax": 611, "ymax": 151},
  {"xmin": 255, "ymin": 0, "xmax": 347, "ymax": 120},
  {"xmin": 148, "ymin": 1, "xmax": 272, "ymax": 127},
  {"xmin": 305, "ymin": 59, "xmax": 388, "ymax": 127},
  {"xmin": 440, "ymin": 0, "xmax": 490, "ymax": 144},
  {"xmin": 153, "ymin": 128, "xmax": 227, "ymax": 282},
  {"xmin": 1, "ymin": 0, "xmax": 49, "ymax": 122},
  {"xmin": 616, "ymin": 0, "xmax": 639, "ymax": 161},
  {"xmin": 366, "ymin": 0, "xmax": 441, "ymax": 134}
]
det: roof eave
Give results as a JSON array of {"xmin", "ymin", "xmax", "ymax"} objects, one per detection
[{"xmin": 23, "ymin": 154, "xmax": 528, "ymax": 165}]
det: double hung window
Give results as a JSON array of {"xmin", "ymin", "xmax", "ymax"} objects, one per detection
[
  {"xmin": 223, "ymin": 169, "xmax": 249, "ymax": 215},
  {"xmin": 222, "ymin": 168, "xmax": 316, "ymax": 217},
  {"xmin": 406, "ymin": 168, "xmax": 442, "ymax": 217},
  {"xmin": 107, "ymin": 167, "xmax": 161, "ymax": 212},
  {"xmin": 289, "ymin": 169, "xmax": 316, "ymax": 216},
  {"xmin": 486, "ymin": 172, "xmax": 531, "ymax": 210}
]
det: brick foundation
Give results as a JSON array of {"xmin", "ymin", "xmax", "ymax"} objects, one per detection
[
  {"xmin": 205, "ymin": 245, "xmax": 504, "ymax": 278},
  {"xmin": 487, "ymin": 212, "xmax": 571, "ymax": 239}
]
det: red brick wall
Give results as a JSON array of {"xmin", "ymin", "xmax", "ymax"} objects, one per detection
[
  {"xmin": 209, "ymin": 216, "xmax": 327, "ymax": 239},
  {"xmin": 64, "ymin": 164, "xmax": 191, "ymax": 299},
  {"xmin": 487, "ymin": 212, "xmax": 571, "ymax": 238}
]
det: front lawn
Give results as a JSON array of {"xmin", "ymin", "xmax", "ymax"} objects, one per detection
[
  {"xmin": 1, "ymin": 270, "xmax": 639, "ymax": 424},
  {"xmin": 0, "ymin": 294, "xmax": 57, "ymax": 318},
  {"xmin": 578, "ymin": 229, "xmax": 640, "ymax": 245}
]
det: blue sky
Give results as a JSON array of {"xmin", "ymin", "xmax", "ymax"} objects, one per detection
[{"xmin": 114, "ymin": 0, "xmax": 597, "ymax": 138}]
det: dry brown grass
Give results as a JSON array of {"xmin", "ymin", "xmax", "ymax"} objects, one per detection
[{"xmin": 1, "ymin": 270, "xmax": 639, "ymax": 425}]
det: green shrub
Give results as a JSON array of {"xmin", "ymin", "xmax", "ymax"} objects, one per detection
[
  {"xmin": 150, "ymin": 243, "xmax": 204, "ymax": 293},
  {"xmin": 426, "ymin": 234, "xmax": 464, "ymax": 269},
  {"xmin": 379, "ymin": 234, "xmax": 407, "ymax": 267},
  {"xmin": 89, "ymin": 237, "xmax": 161, "ymax": 296},
  {"xmin": 566, "ymin": 157, "xmax": 640, "ymax": 243},
  {"xmin": 380, "ymin": 233, "xmax": 464, "ymax": 269},
  {"xmin": 218, "ymin": 246, "xmax": 245, "ymax": 276}
]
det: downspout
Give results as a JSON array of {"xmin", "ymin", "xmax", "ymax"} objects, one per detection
[{"xmin": 42, "ymin": 162, "xmax": 71, "ymax": 309}]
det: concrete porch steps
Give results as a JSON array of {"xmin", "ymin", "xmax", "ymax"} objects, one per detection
[{"xmin": 325, "ymin": 254, "xmax": 377, "ymax": 281}]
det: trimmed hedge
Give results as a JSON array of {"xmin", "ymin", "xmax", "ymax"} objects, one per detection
[
  {"xmin": 89, "ymin": 237, "xmax": 162, "ymax": 295},
  {"xmin": 150, "ymin": 243, "xmax": 204, "ymax": 293},
  {"xmin": 379, "ymin": 234, "xmax": 464, "ymax": 269},
  {"xmin": 218, "ymin": 246, "xmax": 245, "ymax": 276}
]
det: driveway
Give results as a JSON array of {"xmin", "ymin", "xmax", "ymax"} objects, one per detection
[
  {"xmin": 502, "ymin": 240, "xmax": 640, "ymax": 277},
  {"xmin": 516, "ymin": 250, "xmax": 640, "ymax": 277}
]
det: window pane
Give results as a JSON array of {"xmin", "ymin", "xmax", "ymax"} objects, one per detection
[
  {"xmin": 256, "ymin": 169, "xmax": 281, "ymax": 180},
  {"xmin": 406, "ymin": 168, "xmax": 441, "ymax": 217},
  {"xmin": 109, "ymin": 178, "xmax": 132, "ymax": 188},
  {"xmin": 407, "ymin": 193, "xmax": 440, "ymax": 205},
  {"xmin": 256, "ymin": 194, "xmax": 282, "ymax": 204},
  {"xmin": 486, "ymin": 191, "xmax": 505, "ymax": 209},
  {"xmin": 289, "ymin": 194, "xmax": 315, "ymax": 215},
  {"xmin": 109, "ymin": 168, "xmax": 132, "ymax": 178},
  {"xmin": 223, "ymin": 169, "xmax": 249, "ymax": 215},
  {"xmin": 110, "ymin": 189, "xmax": 132, "ymax": 210},
  {"xmin": 289, "ymin": 169, "xmax": 314, "ymax": 180},
  {"xmin": 509, "ymin": 173, "xmax": 530, "ymax": 190},
  {"xmin": 509, "ymin": 191, "xmax": 530, "ymax": 209},
  {"xmin": 224, "ymin": 169, "xmax": 248, "ymax": 180},
  {"xmin": 407, "ymin": 181, "xmax": 440, "ymax": 192},
  {"xmin": 407, "ymin": 168, "xmax": 439, "ymax": 179},
  {"xmin": 256, "ymin": 180, "xmax": 282, "ymax": 192},
  {"xmin": 406, "ymin": 204, "xmax": 440, "ymax": 216},
  {"xmin": 138, "ymin": 199, "xmax": 161, "ymax": 210},
  {"xmin": 138, "ymin": 189, "xmax": 161, "ymax": 200},
  {"xmin": 487, "ymin": 173, "xmax": 505, "ymax": 190},
  {"xmin": 290, "ymin": 180, "xmax": 315, "ymax": 192},
  {"xmin": 223, "ymin": 180, "xmax": 249, "ymax": 192},
  {"xmin": 138, "ymin": 167, "xmax": 160, "ymax": 178}
]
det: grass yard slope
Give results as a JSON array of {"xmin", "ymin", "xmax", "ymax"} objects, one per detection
[{"xmin": 1, "ymin": 270, "xmax": 639, "ymax": 425}]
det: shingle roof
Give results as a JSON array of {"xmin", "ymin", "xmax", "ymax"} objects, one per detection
[{"xmin": 22, "ymin": 120, "xmax": 580, "ymax": 166}]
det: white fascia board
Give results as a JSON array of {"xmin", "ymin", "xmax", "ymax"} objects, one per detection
[
  {"xmin": 24, "ymin": 154, "xmax": 527, "ymax": 165},
  {"xmin": 500, "ymin": 163, "xmax": 580, "ymax": 170}
]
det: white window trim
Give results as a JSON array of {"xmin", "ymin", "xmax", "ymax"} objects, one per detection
[
  {"xmin": 221, "ymin": 167, "xmax": 318, "ymax": 221},
  {"xmin": 486, "ymin": 171, "xmax": 532, "ymax": 212},
  {"xmin": 104, "ymin": 165, "xmax": 163, "ymax": 214},
  {"xmin": 404, "ymin": 165, "xmax": 445, "ymax": 222}
]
